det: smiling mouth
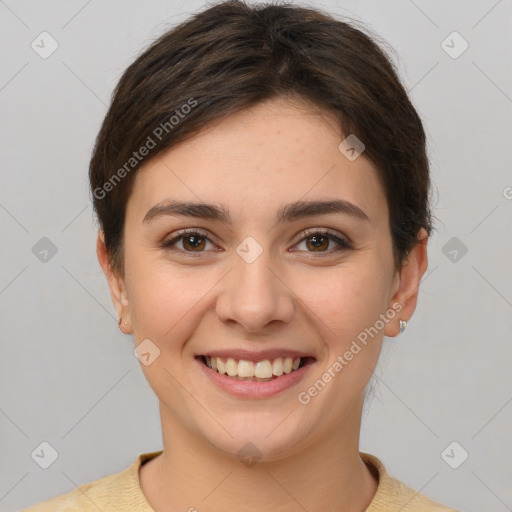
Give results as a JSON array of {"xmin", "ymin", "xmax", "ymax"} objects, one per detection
[{"xmin": 197, "ymin": 355, "xmax": 315, "ymax": 381}]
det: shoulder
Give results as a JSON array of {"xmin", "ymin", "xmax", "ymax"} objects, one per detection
[
  {"xmin": 19, "ymin": 468, "xmax": 133, "ymax": 512},
  {"xmin": 20, "ymin": 451, "xmax": 162, "ymax": 512},
  {"xmin": 361, "ymin": 452, "xmax": 461, "ymax": 512}
]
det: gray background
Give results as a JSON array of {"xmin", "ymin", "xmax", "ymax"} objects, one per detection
[{"xmin": 1, "ymin": 0, "xmax": 511, "ymax": 510}]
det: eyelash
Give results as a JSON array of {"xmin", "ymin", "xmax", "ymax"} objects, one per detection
[{"xmin": 161, "ymin": 228, "xmax": 352, "ymax": 257}]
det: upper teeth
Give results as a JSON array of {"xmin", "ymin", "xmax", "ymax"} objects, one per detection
[{"xmin": 205, "ymin": 356, "xmax": 301, "ymax": 379}]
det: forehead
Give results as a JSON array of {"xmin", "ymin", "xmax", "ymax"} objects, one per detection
[{"xmin": 127, "ymin": 97, "xmax": 388, "ymax": 228}]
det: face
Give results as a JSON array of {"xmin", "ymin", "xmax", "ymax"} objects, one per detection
[{"xmin": 99, "ymin": 96, "xmax": 427, "ymax": 461}]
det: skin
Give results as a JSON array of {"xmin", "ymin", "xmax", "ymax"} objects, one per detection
[{"xmin": 97, "ymin": 96, "xmax": 428, "ymax": 512}]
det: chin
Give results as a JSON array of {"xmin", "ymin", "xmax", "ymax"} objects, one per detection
[{"xmin": 190, "ymin": 409, "xmax": 316, "ymax": 463}]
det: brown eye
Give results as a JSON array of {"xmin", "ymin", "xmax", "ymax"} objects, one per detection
[
  {"xmin": 294, "ymin": 229, "xmax": 351, "ymax": 254},
  {"xmin": 305, "ymin": 233, "xmax": 330, "ymax": 251},
  {"xmin": 162, "ymin": 230, "xmax": 214, "ymax": 253},
  {"xmin": 181, "ymin": 233, "xmax": 206, "ymax": 251}
]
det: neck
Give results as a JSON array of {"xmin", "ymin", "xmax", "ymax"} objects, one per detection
[{"xmin": 140, "ymin": 400, "xmax": 378, "ymax": 512}]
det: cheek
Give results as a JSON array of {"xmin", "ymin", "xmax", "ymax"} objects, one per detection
[
  {"xmin": 127, "ymin": 258, "xmax": 220, "ymax": 345},
  {"xmin": 297, "ymin": 264, "xmax": 389, "ymax": 339}
]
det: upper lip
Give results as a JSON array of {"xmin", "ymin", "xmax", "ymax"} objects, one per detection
[{"xmin": 196, "ymin": 348, "xmax": 316, "ymax": 361}]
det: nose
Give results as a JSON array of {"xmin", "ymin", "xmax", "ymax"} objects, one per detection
[{"xmin": 215, "ymin": 246, "xmax": 295, "ymax": 333}]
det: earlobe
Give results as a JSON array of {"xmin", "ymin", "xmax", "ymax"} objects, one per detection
[{"xmin": 384, "ymin": 228, "xmax": 429, "ymax": 338}]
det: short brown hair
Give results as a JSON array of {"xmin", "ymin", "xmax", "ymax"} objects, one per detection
[{"xmin": 89, "ymin": 0, "xmax": 433, "ymax": 275}]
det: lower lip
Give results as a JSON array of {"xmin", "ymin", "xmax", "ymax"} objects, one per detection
[{"xmin": 196, "ymin": 358, "xmax": 314, "ymax": 399}]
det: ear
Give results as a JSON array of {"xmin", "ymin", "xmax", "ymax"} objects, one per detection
[
  {"xmin": 384, "ymin": 228, "xmax": 429, "ymax": 337},
  {"xmin": 96, "ymin": 231, "xmax": 132, "ymax": 334}
]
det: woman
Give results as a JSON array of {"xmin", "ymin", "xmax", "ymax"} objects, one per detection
[{"xmin": 22, "ymin": 0, "xmax": 460, "ymax": 510}]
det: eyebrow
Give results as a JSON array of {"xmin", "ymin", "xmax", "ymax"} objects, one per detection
[{"xmin": 142, "ymin": 199, "xmax": 370, "ymax": 225}]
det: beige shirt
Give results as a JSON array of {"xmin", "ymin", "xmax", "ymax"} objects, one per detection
[{"xmin": 21, "ymin": 450, "xmax": 460, "ymax": 511}]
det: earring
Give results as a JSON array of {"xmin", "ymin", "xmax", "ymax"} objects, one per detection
[{"xmin": 399, "ymin": 319, "xmax": 407, "ymax": 334}]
